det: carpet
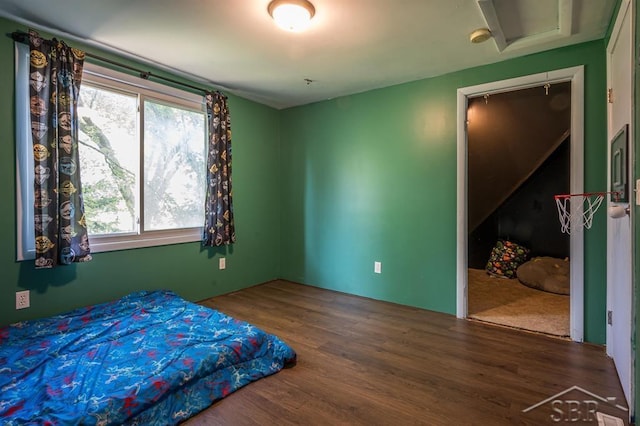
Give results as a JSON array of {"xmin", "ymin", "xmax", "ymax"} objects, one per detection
[{"xmin": 467, "ymin": 268, "xmax": 570, "ymax": 337}]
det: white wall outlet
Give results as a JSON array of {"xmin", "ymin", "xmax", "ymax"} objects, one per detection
[
  {"xmin": 16, "ymin": 290, "xmax": 30, "ymax": 310},
  {"xmin": 219, "ymin": 257, "xmax": 226, "ymax": 270},
  {"xmin": 374, "ymin": 261, "xmax": 382, "ymax": 274}
]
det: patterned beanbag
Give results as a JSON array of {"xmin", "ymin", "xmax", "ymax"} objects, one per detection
[{"xmin": 485, "ymin": 240, "xmax": 530, "ymax": 279}]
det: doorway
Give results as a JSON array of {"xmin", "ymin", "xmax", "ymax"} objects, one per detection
[
  {"xmin": 466, "ymin": 83, "xmax": 571, "ymax": 337},
  {"xmin": 456, "ymin": 67, "xmax": 585, "ymax": 342}
]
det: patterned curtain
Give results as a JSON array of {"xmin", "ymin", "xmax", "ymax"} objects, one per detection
[
  {"xmin": 203, "ymin": 91, "xmax": 236, "ymax": 246},
  {"xmin": 29, "ymin": 30, "xmax": 92, "ymax": 268}
]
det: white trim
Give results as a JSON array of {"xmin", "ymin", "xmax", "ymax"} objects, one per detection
[
  {"xmin": 89, "ymin": 228, "xmax": 203, "ymax": 253},
  {"xmin": 477, "ymin": 1, "xmax": 507, "ymax": 51},
  {"xmin": 83, "ymin": 62, "xmax": 204, "ymax": 109},
  {"xmin": 607, "ymin": 0, "xmax": 632, "ymax": 57},
  {"xmin": 569, "ymin": 67, "xmax": 585, "ymax": 343},
  {"xmin": 456, "ymin": 89, "xmax": 469, "ymax": 318},
  {"xmin": 558, "ymin": 0, "xmax": 574, "ymax": 37},
  {"xmin": 15, "ymin": 42, "xmax": 34, "ymax": 261},
  {"xmin": 456, "ymin": 66, "xmax": 585, "ymax": 342}
]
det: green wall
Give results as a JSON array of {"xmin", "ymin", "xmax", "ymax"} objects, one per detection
[
  {"xmin": 0, "ymin": 16, "xmax": 610, "ymax": 346},
  {"xmin": 0, "ymin": 17, "xmax": 282, "ymax": 326},
  {"xmin": 279, "ymin": 40, "xmax": 608, "ymax": 344}
]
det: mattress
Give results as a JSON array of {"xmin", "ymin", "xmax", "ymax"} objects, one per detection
[{"xmin": 0, "ymin": 289, "xmax": 296, "ymax": 425}]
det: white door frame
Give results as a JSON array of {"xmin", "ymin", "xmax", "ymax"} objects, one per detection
[{"xmin": 456, "ymin": 66, "xmax": 585, "ymax": 342}]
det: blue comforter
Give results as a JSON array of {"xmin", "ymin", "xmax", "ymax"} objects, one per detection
[{"xmin": 0, "ymin": 290, "xmax": 296, "ymax": 425}]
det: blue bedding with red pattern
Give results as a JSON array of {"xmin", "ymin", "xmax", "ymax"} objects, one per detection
[{"xmin": 0, "ymin": 290, "xmax": 296, "ymax": 425}]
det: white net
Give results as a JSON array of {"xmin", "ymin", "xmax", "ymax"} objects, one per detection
[{"xmin": 554, "ymin": 193, "xmax": 605, "ymax": 234}]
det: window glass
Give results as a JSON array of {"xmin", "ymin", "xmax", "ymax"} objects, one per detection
[
  {"xmin": 143, "ymin": 100, "xmax": 205, "ymax": 231},
  {"xmin": 78, "ymin": 84, "xmax": 139, "ymax": 235},
  {"xmin": 16, "ymin": 50, "xmax": 207, "ymax": 260}
]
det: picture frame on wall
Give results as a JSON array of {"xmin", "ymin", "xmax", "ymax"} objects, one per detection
[{"xmin": 610, "ymin": 124, "xmax": 629, "ymax": 203}]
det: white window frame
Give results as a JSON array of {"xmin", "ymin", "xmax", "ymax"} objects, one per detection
[{"xmin": 15, "ymin": 43, "xmax": 207, "ymax": 261}]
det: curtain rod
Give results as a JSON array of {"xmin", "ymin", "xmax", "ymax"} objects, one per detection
[{"xmin": 10, "ymin": 30, "xmax": 221, "ymax": 97}]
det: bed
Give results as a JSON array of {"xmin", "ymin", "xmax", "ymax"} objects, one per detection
[{"xmin": 0, "ymin": 289, "xmax": 296, "ymax": 425}]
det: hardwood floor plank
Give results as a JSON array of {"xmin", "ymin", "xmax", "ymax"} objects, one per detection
[{"xmin": 185, "ymin": 280, "xmax": 627, "ymax": 425}]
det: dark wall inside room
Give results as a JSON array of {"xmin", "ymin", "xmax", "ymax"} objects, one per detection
[
  {"xmin": 469, "ymin": 139, "xmax": 570, "ymax": 268},
  {"xmin": 467, "ymin": 83, "xmax": 572, "ymax": 232}
]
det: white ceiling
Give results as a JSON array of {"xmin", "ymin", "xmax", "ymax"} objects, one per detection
[{"xmin": 0, "ymin": 0, "xmax": 617, "ymax": 109}]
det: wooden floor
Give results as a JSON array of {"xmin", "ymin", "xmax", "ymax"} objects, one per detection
[{"xmin": 184, "ymin": 280, "xmax": 628, "ymax": 425}]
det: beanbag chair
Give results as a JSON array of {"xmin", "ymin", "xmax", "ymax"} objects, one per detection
[{"xmin": 516, "ymin": 256, "xmax": 570, "ymax": 295}]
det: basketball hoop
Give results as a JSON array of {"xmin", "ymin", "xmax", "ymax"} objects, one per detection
[{"xmin": 554, "ymin": 192, "xmax": 620, "ymax": 234}]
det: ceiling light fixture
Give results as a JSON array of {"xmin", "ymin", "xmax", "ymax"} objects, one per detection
[
  {"xmin": 268, "ymin": 0, "xmax": 316, "ymax": 32},
  {"xmin": 469, "ymin": 28, "xmax": 492, "ymax": 44}
]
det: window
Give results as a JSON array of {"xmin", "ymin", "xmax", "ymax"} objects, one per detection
[{"xmin": 16, "ymin": 43, "xmax": 207, "ymax": 260}]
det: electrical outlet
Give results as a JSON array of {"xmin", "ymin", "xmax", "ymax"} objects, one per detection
[
  {"xmin": 219, "ymin": 257, "xmax": 226, "ymax": 270},
  {"xmin": 374, "ymin": 261, "xmax": 382, "ymax": 274},
  {"xmin": 16, "ymin": 290, "xmax": 30, "ymax": 310}
]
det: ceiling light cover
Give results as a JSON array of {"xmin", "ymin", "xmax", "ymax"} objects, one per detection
[{"xmin": 268, "ymin": 0, "xmax": 316, "ymax": 32}]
